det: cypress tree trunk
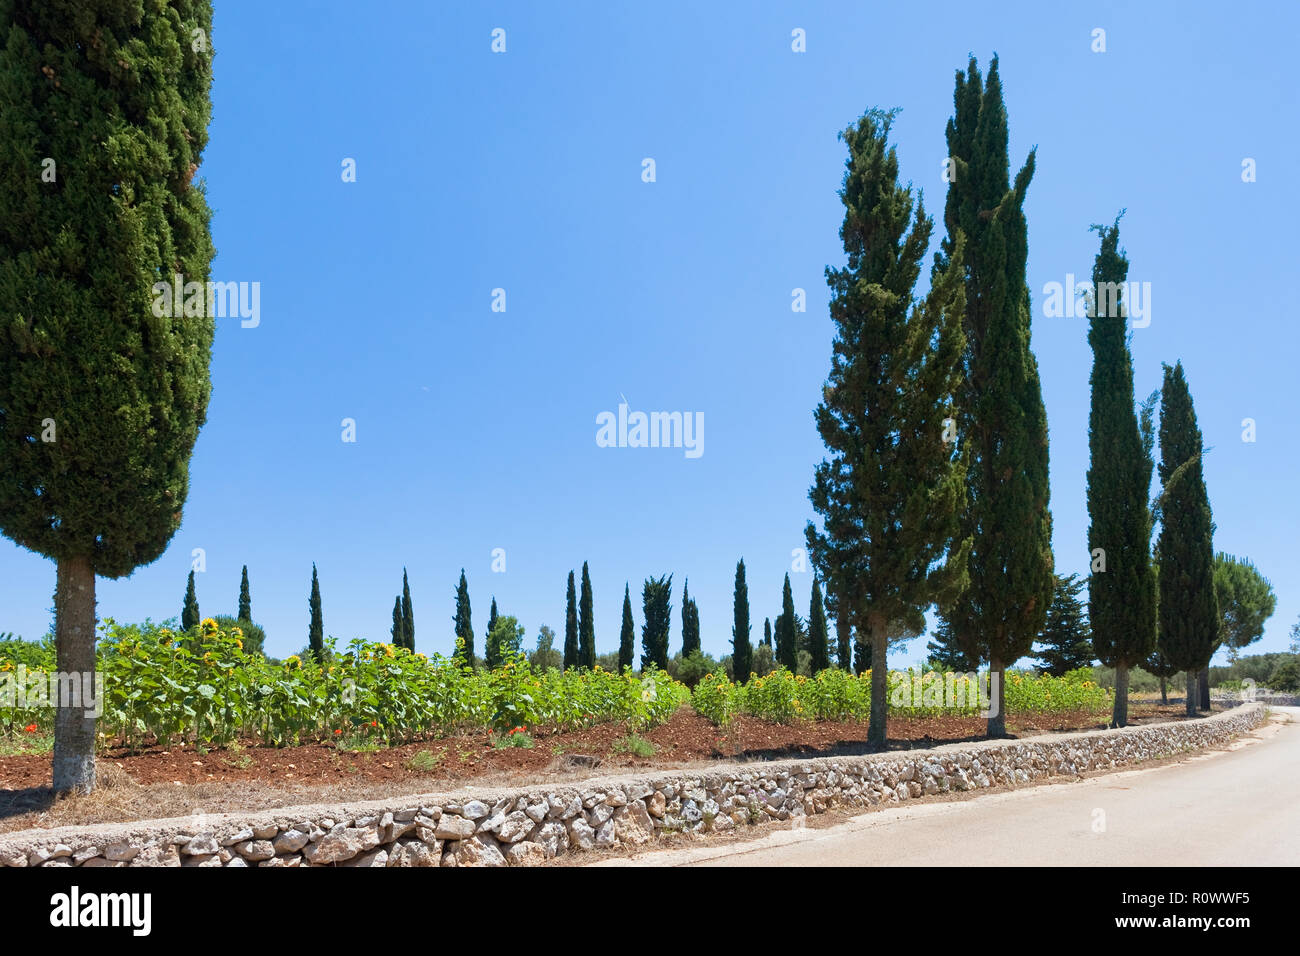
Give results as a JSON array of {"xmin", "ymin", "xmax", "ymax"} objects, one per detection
[
  {"xmin": 52, "ymin": 555, "xmax": 96, "ymax": 794},
  {"xmin": 867, "ymin": 613, "xmax": 888, "ymax": 749},
  {"xmin": 1185, "ymin": 671, "xmax": 1198, "ymax": 717},
  {"xmin": 1160, "ymin": 675, "xmax": 1168, "ymax": 705},
  {"xmin": 1198, "ymin": 668, "xmax": 1210, "ymax": 711},
  {"xmin": 987, "ymin": 653, "xmax": 1007, "ymax": 738},
  {"xmin": 1111, "ymin": 663, "xmax": 1130, "ymax": 728}
]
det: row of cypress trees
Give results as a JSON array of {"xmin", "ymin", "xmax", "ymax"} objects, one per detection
[
  {"xmin": 181, "ymin": 564, "xmax": 255, "ymax": 631},
  {"xmin": 803, "ymin": 56, "xmax": 1226, "ymax": 744}
]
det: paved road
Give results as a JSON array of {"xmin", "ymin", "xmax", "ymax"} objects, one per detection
[{"xmin": 591, "ymin": 708, "xmax": 1299, "ymax": 867}]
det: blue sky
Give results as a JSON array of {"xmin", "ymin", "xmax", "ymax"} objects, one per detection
[{"xmin": 4, "ymin": 1, "xmax": 1298, "ymax": 667}]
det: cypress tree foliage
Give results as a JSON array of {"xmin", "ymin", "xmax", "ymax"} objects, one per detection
[
  {"xmin": 578, "ymin": 561, "xmax": 596, "ymax": 669},
  {"xmin": 1034, "ymin": 574, "xmax": 1094, "ymax": 676},
  {"xmin": 823, "ymin": 579, "xmax": 852, "ymax": 671},
  {"xmin": 307, "ymin": 564, "xmax": 324, "ymax": 659},
  {"xmin": 807, "ymin": 578, "xmax": 831, "ymax": 673},
  {"xmin": 400, "ymin": 568, "xmax": 414, "ymax": 651},
  {"xmin": 806, "ymin": 108, "xmax": 969, "ymax": 748},
  {"xmin": 925, "ymin": 612, "xmax": 976, "ymax": 671},
  {"xmin": 1084, "ymin": 218, "xmax": 1157, "ymax": 727},
  {"xmin": 452, "ymin": 569, "xmax": 473, "ymax": 665},
  {"xmin": 774, "ymin": 574, "xmax": 798, "ymax": 672},
  {"xmin": 563, "ymin": 571, "xmax": 578, "ymax": 670},
  {"xmin": 640, "ymin": 574, "xmax": 672, "ymax": 671},
  {"xmin": 680, "ymin": 580, "xmax": 700, "ymax": 657},
  {"xmin": 731, "ymin": 560, "xmax": 753, "ymax": 681},
  {"xmin": 391, "ymin": 596, "xmax": 404, "ymax": 647},
  {"xmin": 484, "ymin": 597, "xmax": 500, "ymax": 669},
  {"xmin": 835, "ymin": 614, "xmax": 852, "ymax": 672},
  {"xmin": 936, "ymin": 56, "xmax": 1054, "ymax": 737},
  {"xmin": 763, "ymin": 618, "xmax": 772, "ymax": 648},
  {"xmin": 1155, "ymin": 362, "xmax": 1218, "ymax": 716},
  {"xmin": 238, "ymin": 566, "xmax": 252, "ymax": 623},
  {"xmin": 182, "ymin": 571, "xmax": 200, "ymax": 632},
  {"xmin": 618, "ymin": 583, "xmax": 636, "ymax": 672},
  {"xmin": 0, "ymin": 0, "xmax": 216, "ymax": 793}
]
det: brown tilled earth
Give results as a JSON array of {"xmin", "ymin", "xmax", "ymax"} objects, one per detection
[{"xmin": 0, "ymin": 703, "xmax": 1216, "ymax": 834}]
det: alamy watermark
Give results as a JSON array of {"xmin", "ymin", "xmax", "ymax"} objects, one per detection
[
  {"xmin": 1, "ymin": 666, "xmax": 103, "ymax": 718},
  {"xmin": 1041, "ymin": 275, "xmax": 1150, "ymax": 328},
  {"xmin": 890, "ymin": 670, "xmax": 1001, "ymax": 719},
  {"xmin": 150, "ymin": 274, "xmax": 260, "ymax": 328},
  {"xmin": 596, "ymin": 399, "xmax": 703, "ymax": 459}
]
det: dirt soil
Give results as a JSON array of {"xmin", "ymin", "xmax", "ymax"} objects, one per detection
[{"xmin": 0, "ymin": 703, "xmax": 1220, "ymax": 834}]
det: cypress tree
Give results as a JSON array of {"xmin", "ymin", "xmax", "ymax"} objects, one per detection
[
  {"xmin": 401, "ymin": 567, "xmax": 414, "ymax": 651},
  {"xmin": 763, "ymin": 618, "xmax": 772, "ymax": 648},
  {"xmin": 238, "ymin": 566, "xmax": 252, "ymax": 623},
  {"xmin": 619, "ymin": 583, "xmax": 636, "ymax": 672},
  {"xmin": 484, "ymin": 597, "xmax": 500, "ymax": 669},
  {"xmin": 806, "ymin": 108, "xmax": 969, "ymax": 747},
  {"xmin": 563, "ymin": 571, "xmax": 578, "ymax": 670},
  {"xmin": 1085, "ymin": 218, "xmax": 1157, "ymax": 726},
  {"xmin": 578, "ymin": 561, "xmax": 595, "ymax": 669},
  {"xmin": 808, "ymin": 578, "xmax": 830, "ymax": 673},
  {"xmin": 774, "ymin": 574, "xmax": 798, "ymax": 672},
  {"xmin": 640, "ymin": 574, "xmax": 672, "ymax": 671},
  {"xmin": 0, "ymin": 0, "xmax": 215, "ymax": 793},
  {"xmin": 680, "ymin": 580, "xmax": 700, "ymax": 657},
  {"xmin": 1155, "ymin": 362, "xmax": 1218, "ymax": 716},
  {"xmin": 391, "ymin": 595, "xmax": 403, "ymax": 647},
  {"xmin": 925, "ymin": 614, "xmax": 974, "ymax": 672},
  {"xmin": 1034, "ymin": 574, "xmax": 1094, "ymax": 676},
  {"xmin": 936, "ymin": 57, "xmax": 1055, "ymax": 737},
  {"xmin": 182, "ymin": 570, "xmax": 200, "ymax": 632},
  {"xmin": 732, "ymin": 559, "xmax": 753, "ymax": 680},
  {"xmin": 453, "ymin": 569, "xmax": 473, "ymax": 665},
  {"xmin": 307, "ymin": 564, "xmax": 324, "ymax": 659}
]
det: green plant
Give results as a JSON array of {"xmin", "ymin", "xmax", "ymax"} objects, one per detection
[
  {"xmin": 491, "ymin": 727, "xmax": 535, "ymax": 749},
  {"xmin": 406, "ymin": 749, "xmax": 444, "ymax": 772},
  {"xmin": 611, "ymin": 733, "xmax": 655, "ymax": 758}
]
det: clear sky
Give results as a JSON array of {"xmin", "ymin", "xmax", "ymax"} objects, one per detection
[{"xmin": 3, "ymin": 1, "xmax": 1297, "ymax": 668}]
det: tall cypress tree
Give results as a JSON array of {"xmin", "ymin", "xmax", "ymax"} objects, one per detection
[
  {"xmin": 307, "ymin": 563, "xmax": 324, "ymax": 659},
  {"xmin": 732, "ymin": 559, "xmax": 753, "ymax": 680},
  {"xmin": 484, "ymin": 597, "xmax": 500, "ymax": 669},
  {"xmin": 763, "ymin": 618, "xmax": 772, "ymax": 648},
  {"xmin": 238, "ymin": 566, "xmax": 252, "ymax": 622},
  {"xmin": 774, "ymin": 574, "xmax": 798, "ymax": 672},
  {"xmin": 1034, "ymin": 574, "xmax": 1094, "ymax": 676},
  {"xmin": 936, "ymin": 56, "xmax": 1055, "ymax": 737},
  {"xmin": 806, "ymin": 109, "xmax": 969, "ymax": 747},
  {"xmin": 807, "ymin": 578, "xmax": 830, "ymax": 673},
  {"xmin": 680, "ymin": 580, "xmax": 700, "ymax": 657},
  {"xmin": 578, "ymin": 561, "xmax": 595, "ymax": 669},
  {"xmin": 563, "ymin": 571, "xmax": 578, "ymax": 670},
  {"xmin": 453, "ymin": 569, "xmax": 473, "ymax": 665},
  {"xmin": 391, "ymin": 595, "xmax": 404, "ymax": 647},
  {"xmin": 619, "ymin": 583, "xmax": 636, "ymax": 672},
  {"xmin": 182, "ymin": 570, "xmax": 200, "ymax": 632},
  {"xmin": 0, "ymin": 0, "xmax": 215, "ymax": 793},
  {"xmin": 1085, "ymin": 218, "xmax": 1157, "ymax": 727},
  {"xmin": 1155, "ymin": 362, "xmax": 1218, "ymax": 716},
  {"xmin": 401, "ymin": 567, "xmax": 414, "ymax": 651},
  {"xmin": 640, "ymin": 574, "xmax": 672, "ymax": 671}
]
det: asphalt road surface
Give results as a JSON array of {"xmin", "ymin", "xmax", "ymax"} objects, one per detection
[{"xmin": 590, "ymin": 707, "xmax": 1298, "ymax": 867}]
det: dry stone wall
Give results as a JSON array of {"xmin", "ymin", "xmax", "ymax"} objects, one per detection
[{"xmin": 0, "ymin": 704, "xmax": 1264, "ymax": 868}]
